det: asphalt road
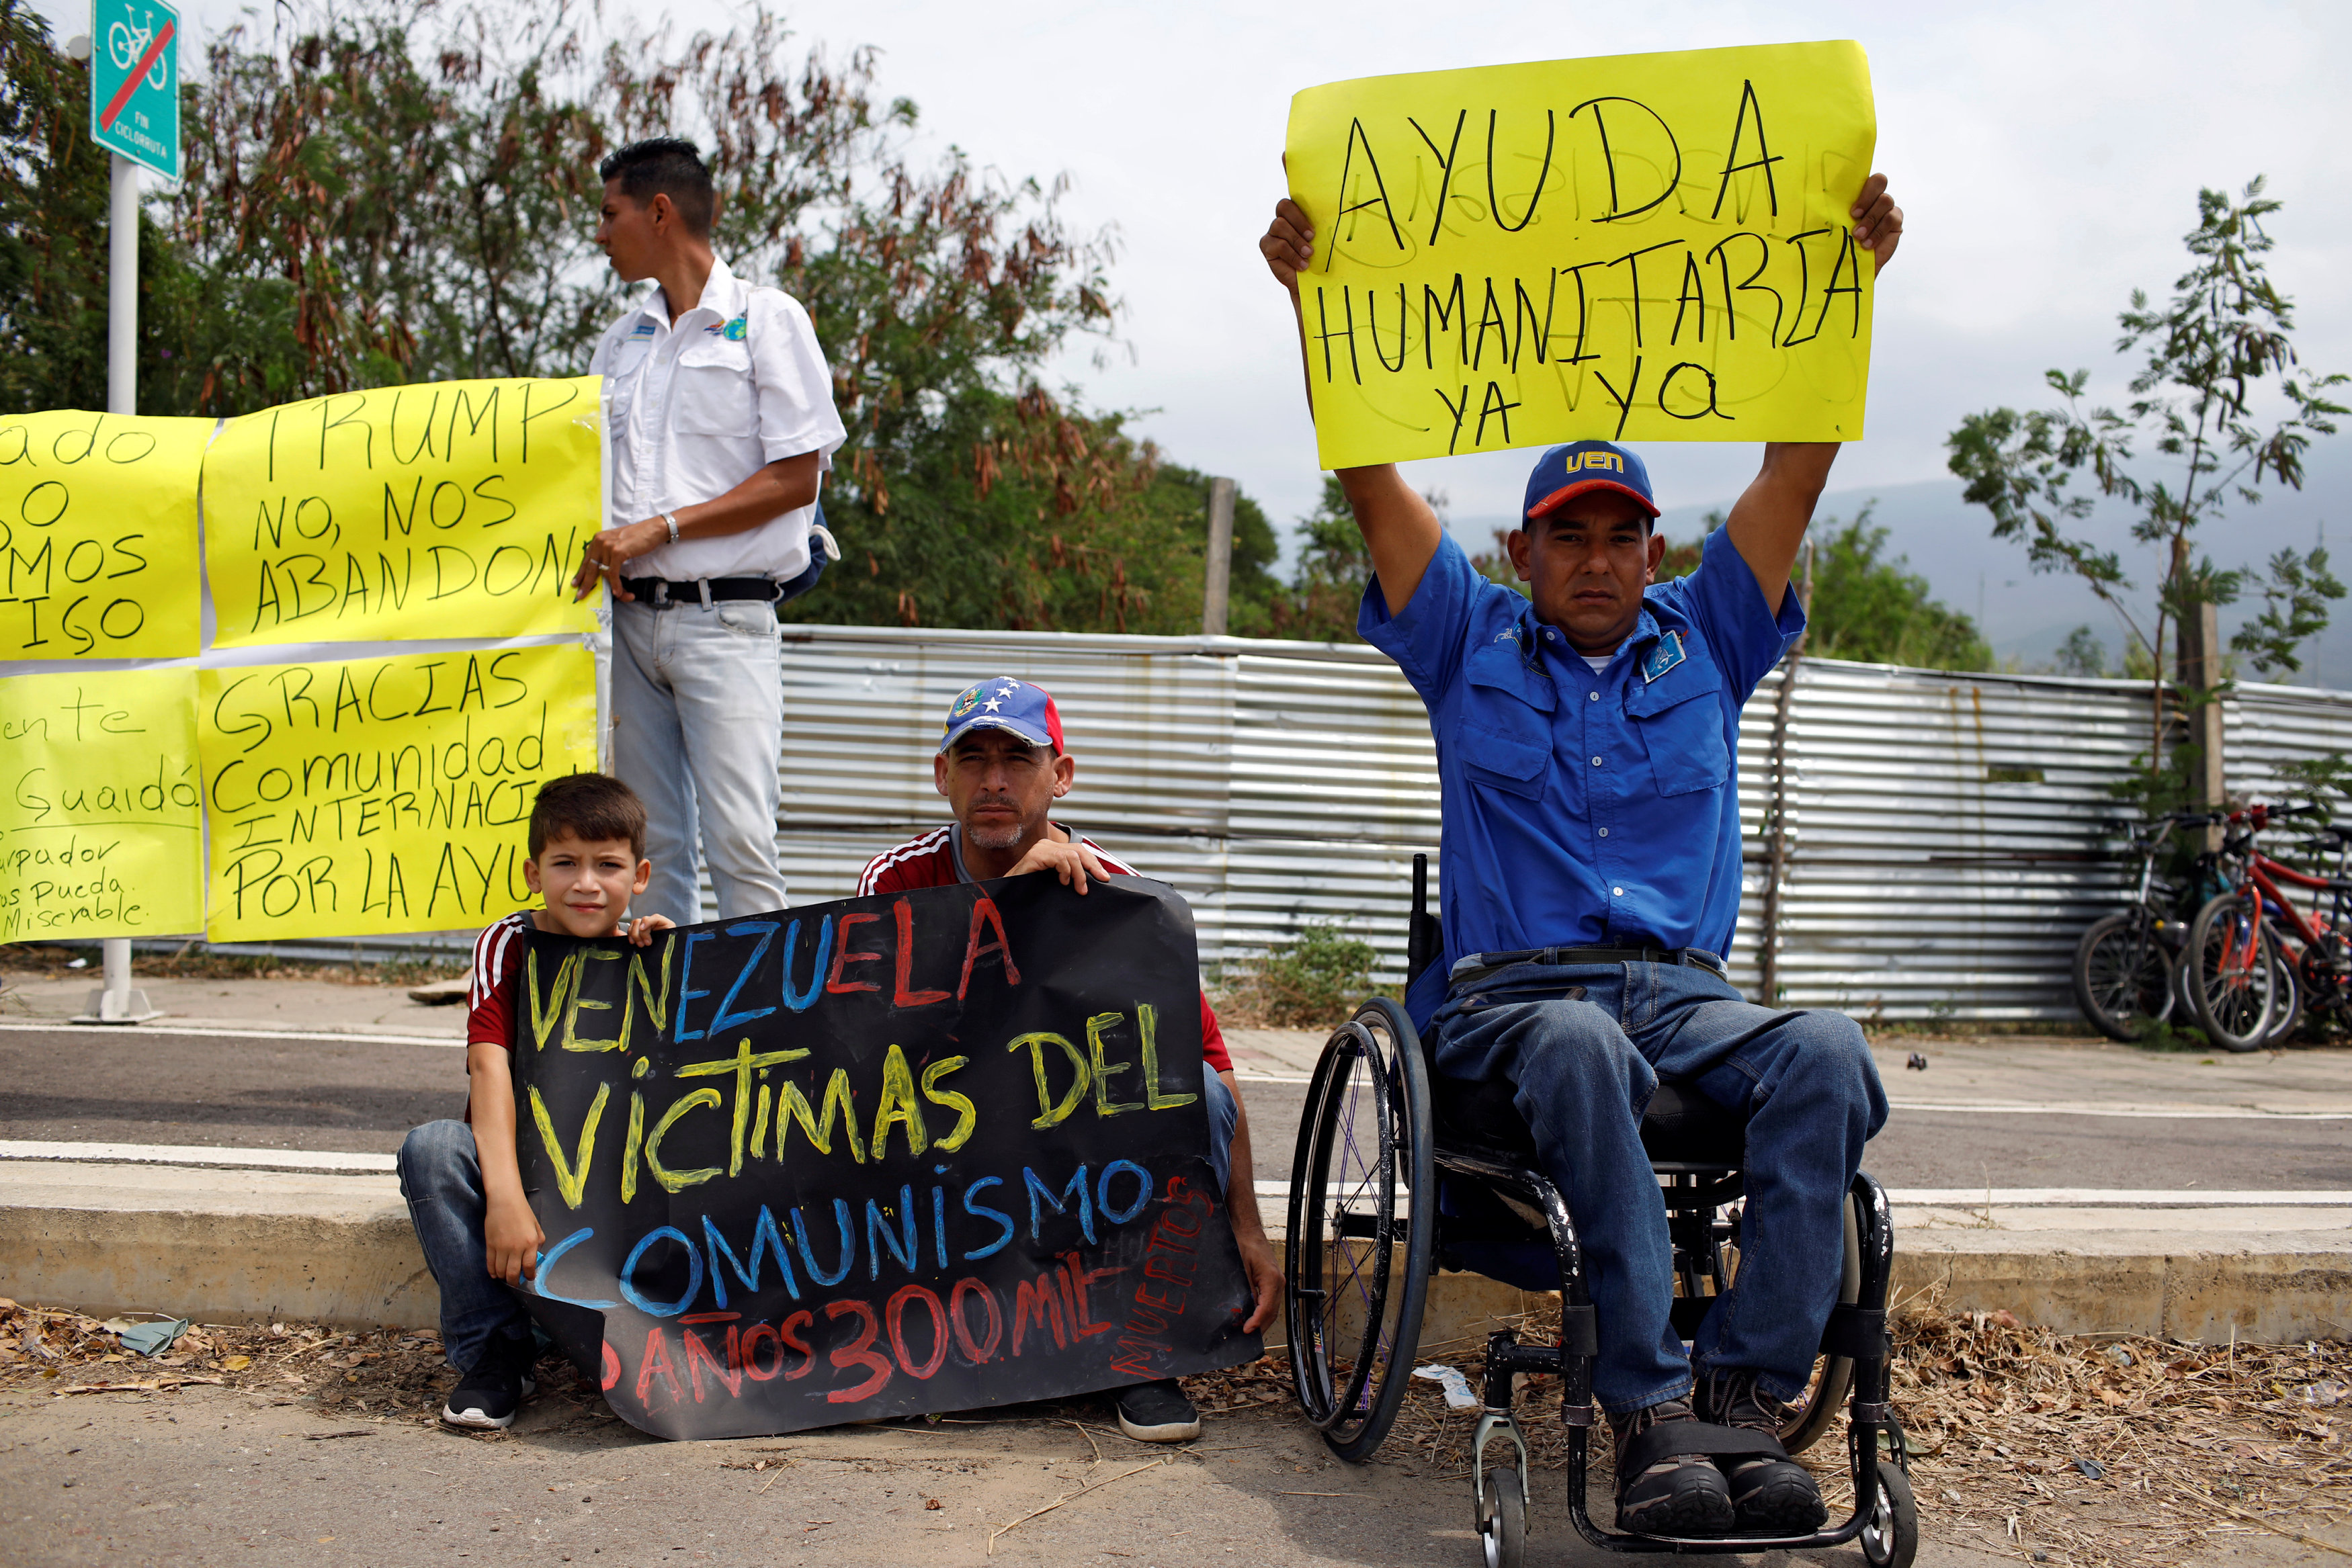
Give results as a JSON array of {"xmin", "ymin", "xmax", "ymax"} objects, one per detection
[{"xmin": 3, "ymin": 1025, "xmax": 2347, "ymax": 1190}]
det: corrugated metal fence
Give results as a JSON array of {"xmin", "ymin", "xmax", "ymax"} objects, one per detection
[
  {"xmin": 766, "ymin": 626, "xmax": 2352, "ymax": 1022},
  {"xmin": 212, "ymin": 623, "xmax": 2352, "ymax": 1021}
]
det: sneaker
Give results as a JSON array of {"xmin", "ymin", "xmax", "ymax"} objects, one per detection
[
  {"xmin": 1696, "ymin": 1369, "xmax": 1828, "ymax": 1534},
  {"xmin": 1114, "ymin": 1379, "xmax": 1201, "ymax": 1442},
  {"xmin": 442, "ymin": 1340, "xmax": 538, "ymax": 1431},
  {"xmin": 1608, "ymin": 1396, "xmax": 1736, "ymax": 1535}
]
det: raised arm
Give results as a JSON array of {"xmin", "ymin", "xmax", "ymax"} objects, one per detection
[
  {"xmin": 1722, "ymin": 175, "xmax": 1906, "ymax": 610},
  {"xmin": 1261, "ymin": 198, "xmax": 1443, "ymax": 617}
]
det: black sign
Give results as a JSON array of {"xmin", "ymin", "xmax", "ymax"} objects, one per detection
[{"xmin": 511, "ymin": 875, "xmax": 1261, "ymax": 1439}]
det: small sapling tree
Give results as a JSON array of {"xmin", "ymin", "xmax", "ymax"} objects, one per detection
[{"xmin": 1947, "ymin": 179, "xmax": 2346, "ymax": 807}]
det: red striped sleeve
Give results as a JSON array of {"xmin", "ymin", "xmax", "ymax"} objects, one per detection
[
  {"xmin": 465, "ymin": 914, "xmax": 528, "ymax": 1052},
  {"xmin": 858, "ymin": 828, "xmax": 954, "ymax": 896}
]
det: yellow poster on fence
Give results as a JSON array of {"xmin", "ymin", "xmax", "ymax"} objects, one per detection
[
  {"xmin": 0, "ymin": 669, "xmax": 205, "ymax": 939},
  {"xmin": 0, "ymin": 411, "xmax": 210, "ymax": 657},
  {"xmin": 1285, "ymin": 42, "xmax": 1877, "ymax": 469},
  {"xmin": 203, "ymin": 378, "xmax": 603, "ymax": 647},
  {"xmin": 198, "ymin": 644, "xmax": 599, "ymax": 941}
]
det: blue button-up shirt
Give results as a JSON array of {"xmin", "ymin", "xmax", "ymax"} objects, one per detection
[{"xmin": 1360, "ymin": 527, "xmax": 1804, "ymax": 1027}]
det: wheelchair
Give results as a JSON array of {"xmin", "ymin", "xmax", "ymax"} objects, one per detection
[{"xmin": 1283, "ymin": 857, "xmax": 1918, "ymax": 1565}]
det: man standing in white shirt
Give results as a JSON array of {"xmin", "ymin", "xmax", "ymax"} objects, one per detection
[{"xmin": 575, "ymin": 138, "xmax": 847, "ymax": 925}]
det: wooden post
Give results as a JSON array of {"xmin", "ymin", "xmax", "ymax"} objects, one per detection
[
  {"xmin": 2178, "ymin": 597, "xmax": 2227, "ymax": 827},
  {"xmin": 1202, "ymin": 477, "xmax": 1236, "ymax": 637}
]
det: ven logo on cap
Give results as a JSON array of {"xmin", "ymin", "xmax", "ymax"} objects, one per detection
[
  {"xmin": 939, "ymin": 677, "xmax": 1064, "ymax": 754},
  {"xmin": 1522, "ymin": 441, "xmax": 1660, "ymax": 521}
]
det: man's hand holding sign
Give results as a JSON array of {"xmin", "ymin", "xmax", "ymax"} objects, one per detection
[{"xmin": 1264, "ymin": 44, "xmax": 1904, "ymax": 1541}]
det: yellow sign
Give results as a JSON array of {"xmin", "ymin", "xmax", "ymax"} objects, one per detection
[
  {"xmin": 0, "ymin": 669, "xmax": 204, "ymax": 940},
  {"xmin": 198, "ymin": 644, "xmax": 599, "ymax": 941},
  {"xmin": 0, "ymin": 411, "xmax": 210, "ymax": 657},
  {"xmin": 1285, "ymin": 42, "xmax": 1878, "ymax": 468},
  {"xmin": 204, "ymin": 378, "xmax": 603, "ymax": 646}
]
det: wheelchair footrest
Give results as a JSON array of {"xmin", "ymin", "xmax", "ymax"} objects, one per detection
[{"xmin": 1618, "ymin": 1420, "xmax": 1791, "ymax": 1479}]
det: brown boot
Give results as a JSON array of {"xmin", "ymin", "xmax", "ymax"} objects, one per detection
[
  {"xmin": 1696, "ymin": 1369, "xmax": 1828, "ymax": 1534},
  {"xmin": 1607, "ymin": 1395, "xmax": 1735, "ymax": 1535}
]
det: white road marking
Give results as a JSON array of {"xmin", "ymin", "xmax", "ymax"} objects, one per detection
[
  {"xmin": 1230, "ymin": 1070, "xmax": 2352, "ymax": 1119},
  {"xmin": 0, "ymin": 1020, "xmax": 463, "ymax": 1048},
  {"xmin": 1252, "ymin": 1178, "xmax": 2352, "ymax": 1209},
  {"xmin": 0, "ymin": 1140, "xmax": 395, "ymax": 1172}
]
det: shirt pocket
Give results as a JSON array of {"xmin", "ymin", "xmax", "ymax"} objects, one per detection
[
  {"xmin": 604, "ymin": 339, "xmax": 653, "ymax": 423},
  {"xmin": 672, "ymin": 341, "xmax": 759, "ymax": 437},
  {"xmin": 1459, "ymin": 640, "xmax": 1556, "ymax": 801},
  {"xmin": 1626, "ymin": 673, "xmax": 1731, "ymax": 797}
]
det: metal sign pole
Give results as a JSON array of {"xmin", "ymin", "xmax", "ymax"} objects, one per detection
[
  {"xmin": 69, "ymin": 1, "xmax": 177, "ymax": 1023},
  {"xmin": 73, "ymin": 153, "xmax": 161, "ymax": 1025}
]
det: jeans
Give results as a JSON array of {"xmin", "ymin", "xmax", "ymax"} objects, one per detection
[
  {"xmin": 1429, "ymin": 957, "xmax": 1886, "ymax": 1415},
  {"xmin": 396, "ymin": 1078, "xmax": 1241, "ymax": 1374},
  {"xmin": 1203, "ymin": 1070, "xmax": 1238, "ymax": 1196},
  {"xmin": 610, "ymin": 596, "xmax": 789, "ymax": 926},
  {"xmin": 396, "ymin": 1120, "xmax": 534, "ymax": 1376}
]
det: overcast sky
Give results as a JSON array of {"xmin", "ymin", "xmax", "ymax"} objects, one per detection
[{"xmin": 39, "ymin": 0, "xmax": 2352, "ymax": 548}]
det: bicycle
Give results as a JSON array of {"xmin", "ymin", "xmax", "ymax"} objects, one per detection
[
  {"xmin": 2070, "ymin": 810, "xmax": 2224, "ymax": 1042},
  {"xmin": 2187, "ymin": 803, "xmax": 2352, "ymax": 1051}
]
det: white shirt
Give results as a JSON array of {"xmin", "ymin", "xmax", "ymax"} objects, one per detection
[{"xmin": 589, "ymin": 256, "xmax": 847, "ymax": 582}]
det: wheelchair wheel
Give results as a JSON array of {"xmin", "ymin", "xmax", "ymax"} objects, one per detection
[
  {"xmin": 1775, "ymin": 1186, "xmax": 1863, "ymax": 1455},
  {"xmin": 1285, "ymin": 997, "xmax": 1435, "ymax": 1463},
  {"xmin": 1859, "ymin": 1458, "xmax": 1919, "ymax": 1568},
  {"xmin": 1478, "ymin": 1466, "xmax": 1525, "ymax": 1568}
]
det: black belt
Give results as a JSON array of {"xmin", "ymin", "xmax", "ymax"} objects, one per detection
[
  {"xmin": 621, "ymin": 576, "xmax": 782, "ymax": 608},
  {"xmin": 1451, "ymin": 946, "xmax": 1725, "ymax": 990}
]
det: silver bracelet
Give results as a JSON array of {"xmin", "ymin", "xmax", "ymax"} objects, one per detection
[{"xmin": 661, "ymin": 512, "xmax": 681, "ymax": 543}]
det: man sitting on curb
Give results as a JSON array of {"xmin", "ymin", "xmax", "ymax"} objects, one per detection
[{"xmin": 857, "ymin": 676, "xmax": 1285, "ymax": 1443}]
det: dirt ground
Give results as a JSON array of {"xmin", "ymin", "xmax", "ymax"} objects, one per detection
[{"xmin": 3, "ymin": 1301, "xmax": 2349, "ymax": 1567}]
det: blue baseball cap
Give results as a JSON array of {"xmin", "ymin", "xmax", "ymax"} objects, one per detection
[
  {"xmin": 1521, "ymin": 441, "xmax": 1659, "ymax": 522},
  {"xmin": 938, "ymin": 677, "xmax": 1066, "ymax": 755}
]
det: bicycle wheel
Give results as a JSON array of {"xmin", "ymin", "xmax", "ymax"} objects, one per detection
[
  {"xmin": 2072, "ymin": 912, "xmax": 2176, "ymax": 1041},
  {"xmin": 1284, "ymin": 998, "xmax": 1434, "ymax": 1462},
  {"xmin": 2263, "ymin": 930, "xmax": 2304, "ymax": 1045},
  {"xmin": 2187, "ymin": 891, "xmax": 2279, "ymax": 1052}
]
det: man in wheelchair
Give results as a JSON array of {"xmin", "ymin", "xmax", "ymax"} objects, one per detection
[{"xmin": 1259, "ymin": 179, "xmax": 1904, "ymax": 1540}]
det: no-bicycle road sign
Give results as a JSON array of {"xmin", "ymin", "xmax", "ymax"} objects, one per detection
[{"xmin": 88, "ymin": 0, "xmax": 179, "ymax": 178}]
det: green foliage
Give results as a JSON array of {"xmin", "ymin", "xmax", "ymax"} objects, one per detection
[
  {"xmin": 1948, "ymin": 179, "xmax": 2347, "ymax": 783},
  {"xmin": 3, "ymin": 0, "xmax": 1281, "ymax": 634},
  {"xmin": 2056, "ymin": 625, "xmax": 2109, "ymax": 677},
  {"xmin": 1220, "ymin": 921, "xmax": 1384, "ymax": 1029},
  {"xmin": 1802, "ymin": 507, "xmax": 1992, "ymax": 670},
  {"xmin": 0, "ymin": 1, "xmax": 242, "ymax": 414}
]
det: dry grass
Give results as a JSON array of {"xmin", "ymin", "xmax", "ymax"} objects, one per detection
[
  {"xmin": 0, "ymin": 1297, "xmax": 612, "ymax": 1436},
  {"xmin": 13, "ymin": 1292, "xmax": 2348, "ymax": 1563},
  {"xmin": 1181, "ymin": 1303, "xmax": 2352, "ymax": 1566}
]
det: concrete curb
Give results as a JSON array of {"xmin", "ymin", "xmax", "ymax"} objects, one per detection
[{"xmin": 5, "ymin": 1163, "xmax": 2347, "ymax": 1348}]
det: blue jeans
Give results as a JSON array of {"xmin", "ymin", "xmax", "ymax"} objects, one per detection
[
  {"xmin": 610, "ymin": 596, "xmax": 790, "ymax": 926},
  {"xmin": 396, "ymin": 1121, "xmax": 534, "ymax": 1376},
  {"xmin": 396, "ymin": 1078, "xmax": 1241, "ymax": 1373},
  {"xmin": 1429, "ymin": 957, "xmax": 1886, "ymax": 1415}
]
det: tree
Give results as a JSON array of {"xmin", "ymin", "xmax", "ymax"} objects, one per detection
[
  {"xmin": 1802, "ymin": 508, "xmax": 1992, "ymax": 670},
  {"xmin": 5, "ymin": 0, "xmax": 1272, "ymax": 634},
  {"xmin": 1948, "ymin": 180, "xmax": 2346, "ymax": 781},
  {"xmin": 2055, "ymin": 625, "xmax": 2109, "ymax": 678},
  {"xmin": 0, "ymin": 1, "xmax": 265, "ymax": 414}
]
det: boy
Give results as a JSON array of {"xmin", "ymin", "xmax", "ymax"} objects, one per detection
[{"xmin": 396, "ymin": 773, "xmax": 674, "ymax": 1430}]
